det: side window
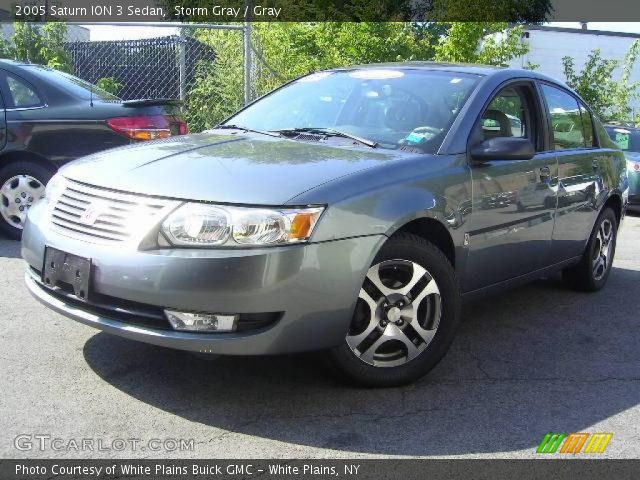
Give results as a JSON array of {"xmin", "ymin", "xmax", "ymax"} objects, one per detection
[
  {"xmin": 578, "ymin": 101, "xmax": 595, "ymax": 147},
  {"xmin": 541, "ymin": 84, "xmax": 585, "ymax": 150},
  {"xmin": 480, "ymin": 86, "xmax": 531, "ymax": 141},
  {"xmin": 5, "ymin": 74, "xmax": 42, "ymax": 108}
]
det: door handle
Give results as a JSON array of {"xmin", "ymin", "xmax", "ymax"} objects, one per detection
[{"xmin": 539, "ymin": 166, "xmax": 551, "ymax": 183}]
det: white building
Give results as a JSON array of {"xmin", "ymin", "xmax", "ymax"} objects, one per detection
[{"xmin": 508, "ymin": 25, "xmax": 640, "ymax": 117}]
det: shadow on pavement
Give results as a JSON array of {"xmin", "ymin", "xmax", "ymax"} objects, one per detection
[
  {"xmin": 0, "ymin": 238, "xmax": 21, "ymax": 259},
  {"xmin": 83, "ymin": 267, "xmax": 640, "ymax": 456}
]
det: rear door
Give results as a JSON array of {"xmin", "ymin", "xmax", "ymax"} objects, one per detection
[
  {"xmin": 538, "ymin": 83, "xmax": 606, "ymax": 263},
  {"xmin": 463, "ymin": 81, "xmax": 558, "ymax": 291}
]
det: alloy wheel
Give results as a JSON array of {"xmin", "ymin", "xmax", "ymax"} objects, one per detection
[
  {"xmin": 592, "ymin": 218, "xmax": 614, "ymax": 281},
  {"xmin": 0, "ymin": 175, "xmax": 45, "ymax": 229},
  {"xmin": 346, "ymin": 259, "xmax": 441, "ymax": 368}
]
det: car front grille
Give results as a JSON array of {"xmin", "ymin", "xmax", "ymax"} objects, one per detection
[{"xmin": 50, "ymin": 180, "xmax": 179, "ymax": 244}]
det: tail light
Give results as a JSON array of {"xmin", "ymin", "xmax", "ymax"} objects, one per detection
[
  {"xmin": 177, "ymin": 119, "xmax": 189, "ymax": 135},
  {"xmin": 107, "ymin": 115, "xmax": 188, "ymax": 141}
]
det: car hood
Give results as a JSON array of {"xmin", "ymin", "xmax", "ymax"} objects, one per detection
[{"xmin": 60, "ymin": 132, "xmax": 398, "ymax": 205}]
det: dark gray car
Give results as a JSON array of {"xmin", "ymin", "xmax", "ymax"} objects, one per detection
[{"xmin": 22, "ymin": 63, "xmax": 627, "ymax": 386}]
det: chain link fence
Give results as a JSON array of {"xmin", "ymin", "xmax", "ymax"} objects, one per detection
[
  {"xmin": 64, "ymin": 35, "xmax": 216, "ymax": 101},
  {"xmin": 60, "ymin": 23, "xmax": 270, "ymax": 133}
]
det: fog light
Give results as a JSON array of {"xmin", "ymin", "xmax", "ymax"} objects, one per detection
[{"xmin": 165, "ymin": 310, "xmax": 237, "ymax": 332}]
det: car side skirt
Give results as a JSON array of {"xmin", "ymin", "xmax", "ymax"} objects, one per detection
[{"xmin": 461, "ymin": 256, "xmax": 582, "ymax": 303}]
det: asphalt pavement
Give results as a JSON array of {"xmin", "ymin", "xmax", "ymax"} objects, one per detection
[{"xmin": 1, "ymin": 214, "xmax": 639, "ymax": 459}]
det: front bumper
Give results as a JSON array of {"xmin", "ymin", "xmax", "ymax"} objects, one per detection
[{"xmin": 23, "ymin": 202, "xmax": 385, "ymax": 355}]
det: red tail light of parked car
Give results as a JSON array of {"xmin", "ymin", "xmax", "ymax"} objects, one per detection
[{"xmin": 107, "ymin": 115, "xmax": 188, "ymax": 141}]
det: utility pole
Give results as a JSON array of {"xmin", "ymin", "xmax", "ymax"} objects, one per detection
[
  {"xmin": 179, "ymin": 26, "xmax": 187, "ymax": 102},
  {"xmin": 243, "ymin": 1, "xmax": 252, "ymax": 105}
]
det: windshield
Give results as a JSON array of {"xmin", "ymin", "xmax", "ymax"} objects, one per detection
[
  {"xmin": 606, "ymin": 126, "xmax": 640, "ymax": 153},
  {"xmin": 226, "ymin": 69, "xmax": 480, "ymax": 153},
  {"xmin": 24, "ymin": 65, "xmax": 120, "ymax": 101}
]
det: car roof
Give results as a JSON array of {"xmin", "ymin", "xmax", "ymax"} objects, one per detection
[
  {"xmin": 605, "ymin": 124, "xmax": 640, "ymax": 131},
  {"xmin": 0, "ymin": 58, "xmax": 37, "ymax": 68},
  {"xmin": 328, "ymin": 61, "xmax": 564, "ymax": 83},
  {"xmin": 0, "ymin": 59, "xmax": 62, "ymax": 72},
  {"xmin": 334, "ymin": 61, "xmax": 501, "ymax": 76}
]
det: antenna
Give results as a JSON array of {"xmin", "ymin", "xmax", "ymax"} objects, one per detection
[{"xmin": 90, "ymin": 58, "xmax": 94, "ymax": 107}]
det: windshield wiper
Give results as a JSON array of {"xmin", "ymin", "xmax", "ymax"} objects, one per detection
[
  {"xmin": 214, "ymin": 124, "xmax": 279, "ymax": 137},
  {"xmin": 274, "ymin": 127, "xmax": 378, "ymax": 148}
]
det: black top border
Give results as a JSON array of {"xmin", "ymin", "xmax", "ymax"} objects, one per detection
[{"xmin": 0, "ymin": 0, "xmax": 639, "ymax": 22}]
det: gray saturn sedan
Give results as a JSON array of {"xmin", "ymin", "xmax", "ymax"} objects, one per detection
[{"xmin": 22, "ymin": 63, "xmax": 627, "ymax": 386}]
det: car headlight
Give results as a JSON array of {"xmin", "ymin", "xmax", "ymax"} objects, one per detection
[
  {"xmin": 161, "ymin": 203, "xmax": 325, "ymax": 247},
  {"xmin": 627, "ymin": 160, "xmax": 640, "ymax": 172},
  {"xmin": 44, "ymin": 173, "xmax": 67, "ymax": 206}
]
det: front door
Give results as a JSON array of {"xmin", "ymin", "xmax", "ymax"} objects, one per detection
[{"xmin": 463, "ymin": 82, "xmax": 558, "ymax": 292}]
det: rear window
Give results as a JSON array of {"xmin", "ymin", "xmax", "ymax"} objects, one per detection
[
  {"xmin": 605, "ymin": 126, "xmax": 640, "ymax": 153},
  {"xmin": 6, "ymin": 74, "xmax": 43, "ymax": 108},
  {"xmin": 24, "ymin": 65, "xmax": 120, "ymax": 101}
]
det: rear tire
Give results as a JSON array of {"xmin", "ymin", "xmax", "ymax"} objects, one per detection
[
  {"xmin": 0, "ymin": 161, "xmax": 54, "ymax": 240},
  {"xmin": 327, "ymin": 233, "xmax": 461, "ymax": 387},
  {"xmin": 562, "ymin": 207, "xmax": 617, "ymax": 292}
]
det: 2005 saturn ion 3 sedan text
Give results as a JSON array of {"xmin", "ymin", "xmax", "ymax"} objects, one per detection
[{"xmin": 22, "ymin": 63, "xmax": 627, "ymax": 386}]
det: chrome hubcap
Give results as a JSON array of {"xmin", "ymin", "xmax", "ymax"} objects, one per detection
[
  {"xmin": 346, "ymin": 259, "xmax": 441, "ymax": 368},
  {"xmin": 592, "ymin": 218, "xmax": 614, "ymax": 281},
  {"xmin": 0, "ymin": 175, "xmax": 45, "ymax": 229}
]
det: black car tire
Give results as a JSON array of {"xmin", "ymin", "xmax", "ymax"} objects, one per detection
[
  {"xmin": 562, "ymin": 207, "xmax": 617, "ymax": 292},
  {"xmin": 328, "ymin": 233, "xmax": 461, "ymax": 387},
  {"xmin": 0, "ymin": 161, "xmax": 54, "ymax": 240}
]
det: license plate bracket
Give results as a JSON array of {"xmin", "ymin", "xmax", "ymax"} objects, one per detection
[{"xmin": 43, "ymin": 247, "xmax": 92, "ymax": 302}]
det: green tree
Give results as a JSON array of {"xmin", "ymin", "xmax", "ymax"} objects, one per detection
[
  {"xmin": 614, "ymin": 40, "xmax": 640, "ymax": 122},
  {"xmin": 2, "ymin": 22, "xmax": 73, "ymax": 73},
  {"xmin": 96, "ymin": 77, "xmax": 123, "ymax": 96},
  {"xmin": 431, "ymin": 0, "xmax": 551, "ymax": 22},
  {"xmin": 563, "ymin": 51, "xmax": 618, "ymax": 120},
  {"xmin": 186, "ymin": 27, "xmax": 244, "ymax": 132},
  {"xmin": 563, "ymin": 41, "xmax": 640, "ymax": 122},
  {"xmin": 433, "ymin": 22, "xmax": 528, "ymax": 66}
]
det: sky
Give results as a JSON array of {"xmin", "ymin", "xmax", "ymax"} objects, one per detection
[
  {"xmin": 83, "ymin": 22, "xmax": 640, "ymax": 42},
  {"xmin": 84, "ymin": 25, "xmax": 179, "ymax": 40}
]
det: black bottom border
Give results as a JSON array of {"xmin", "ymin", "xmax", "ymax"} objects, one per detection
[{"xmin": 2, "ymin": 459, "xmax": 640, "ymax": 480}]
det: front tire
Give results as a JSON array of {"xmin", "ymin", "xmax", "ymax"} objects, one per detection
[
  {"xmin": 0, "ymin": 161, "xmax": 53, "ymax": 240},
  {"xmin": 328, "ymin": 233, "xmax": 461, "ymax": 387},
  {"xmin": 562, "ymin": 207, "xmax": 617, "ymax": 292}
]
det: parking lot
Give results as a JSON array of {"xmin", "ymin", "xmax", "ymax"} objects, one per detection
[{"xmin": 1, "ymin": 214, "xmax": 639, "ymax": 459}]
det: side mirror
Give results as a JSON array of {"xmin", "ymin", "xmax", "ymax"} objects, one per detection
[{"xmin": 470, "ymin": 137, "xmax": 535, "ymax": 161}]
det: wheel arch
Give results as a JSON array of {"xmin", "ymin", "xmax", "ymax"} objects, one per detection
[
  {"xmin": 603, "ymin": 192, "xmax": 623, "ymax": 227},
  {"xmin": 392, "ymin": 217, "xmax": 456, "ymax": 268},
  {"xmin": 0, "ymin": 149, "xmax": 56, "ymax": 173}
]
